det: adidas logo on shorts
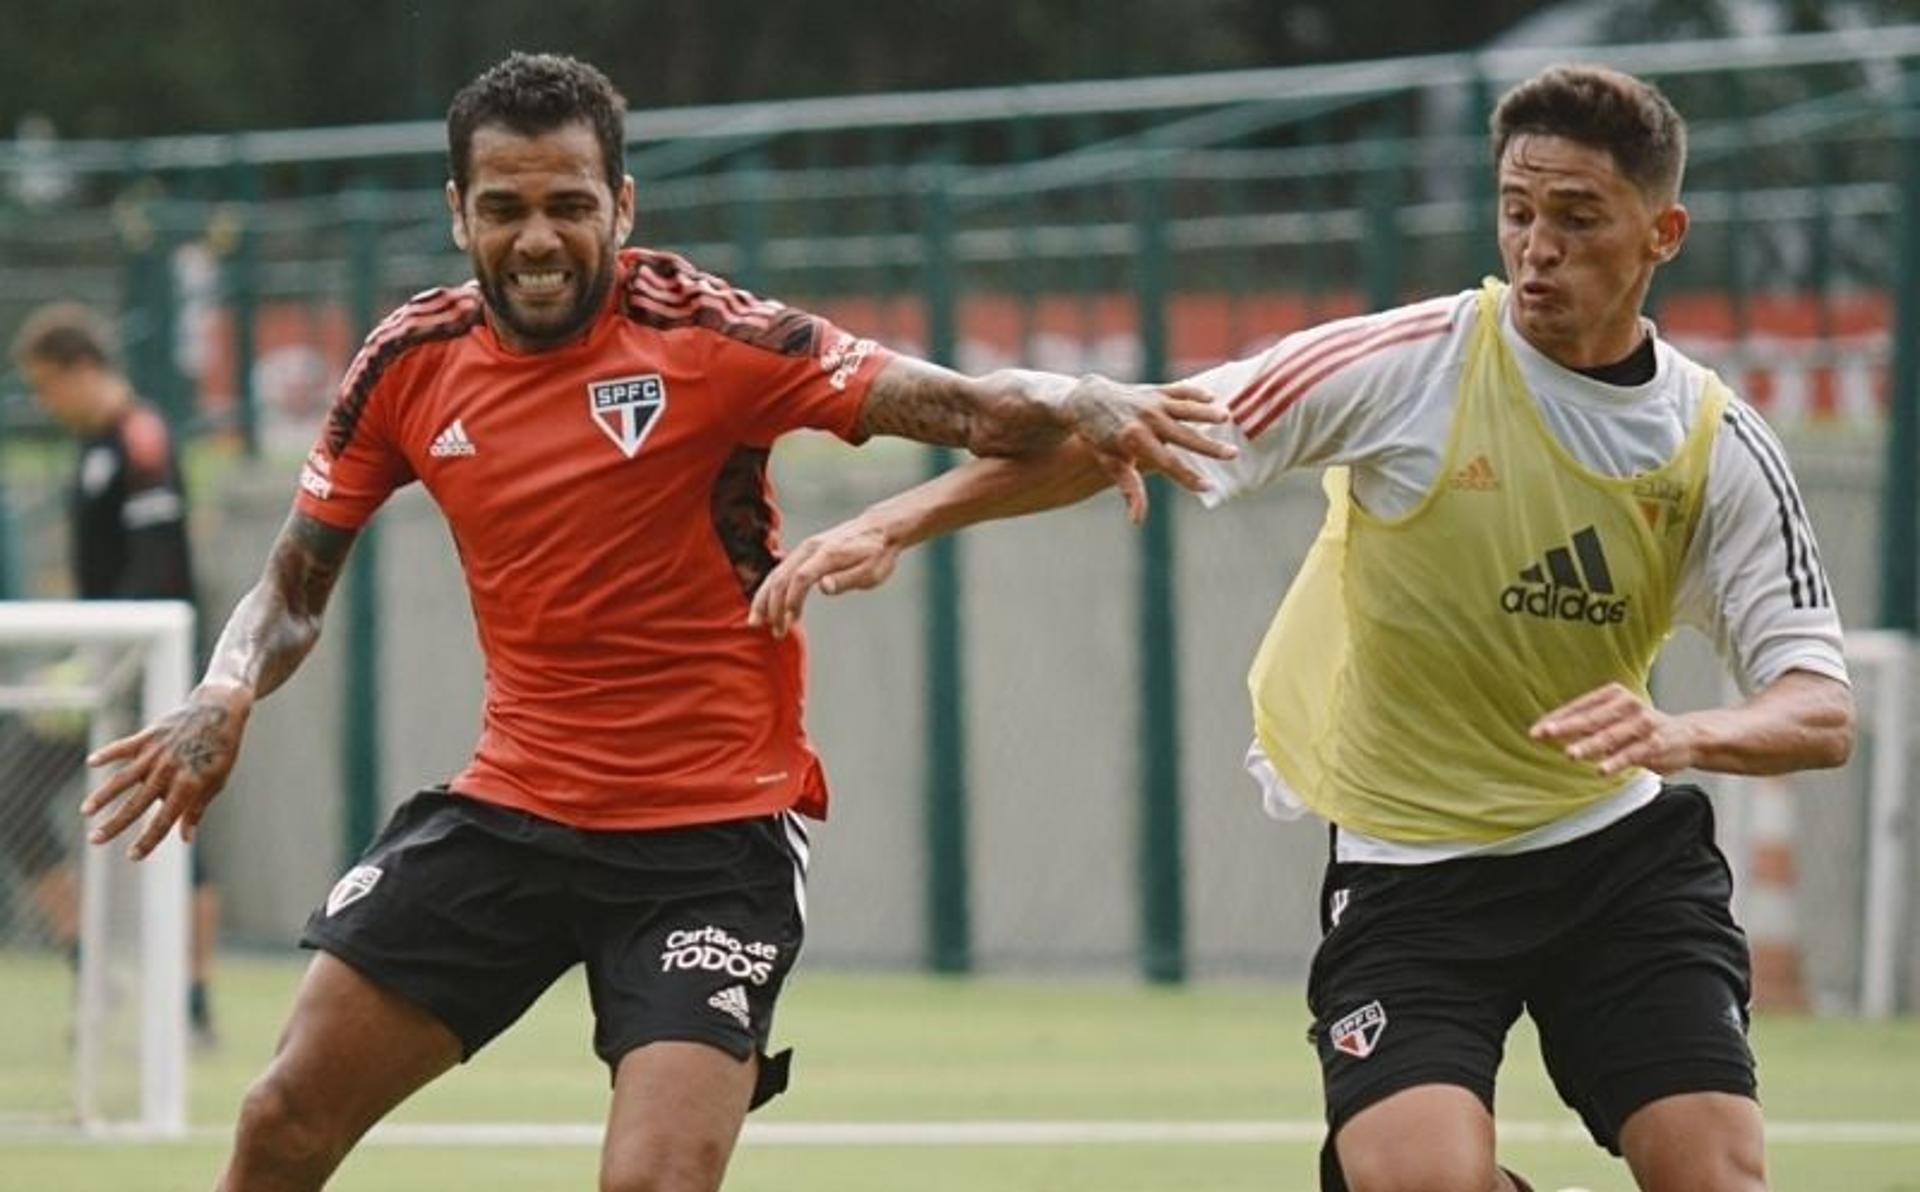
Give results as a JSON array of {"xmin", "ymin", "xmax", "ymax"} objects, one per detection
[{"xmin": 708, "ymin": 984, "xmax": 752, "ymax": 1029}]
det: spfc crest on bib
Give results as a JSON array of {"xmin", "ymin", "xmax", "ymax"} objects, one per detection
[{"xmin": 588, "ymin": 373, "xmax": 667, "ymax": 458}]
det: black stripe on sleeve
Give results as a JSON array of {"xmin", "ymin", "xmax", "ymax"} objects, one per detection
[
  {"xmin": 1728, "ymin": 405, "xmax": 1832, "ymax": 608},
  {"xmin": 323, "ymin": 295, "xmax": 482, "ymax": 459},
  {"xmin": 1721, "ymin": 409, "xmax": 1814, "ymax": 610}
]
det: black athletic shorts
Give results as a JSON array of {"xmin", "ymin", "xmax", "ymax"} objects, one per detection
[
  {"xmin": 301, "ymin": 787, "xmax": 809, "ymax": 1109},
  {"xmin": 1308, "ymin": 785, "xmax": 1754, "ymax": 1190}
]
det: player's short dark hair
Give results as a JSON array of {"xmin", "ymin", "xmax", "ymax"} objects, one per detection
[
  {"xmin": 1491, "ymin": 65, "xmax": 1688, "ymax": 201},
  {"xmin": 10, "ymin": 302, "xmax": 115, "ymax": 371},
  {"xmin": 447, "ymin": 52, "xmax": 627, "ymax": 195}
]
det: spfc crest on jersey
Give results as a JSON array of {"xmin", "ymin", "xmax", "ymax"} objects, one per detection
[{"xmin": 588, "ymin": 373, "xmax": 668, "ymax": 458}]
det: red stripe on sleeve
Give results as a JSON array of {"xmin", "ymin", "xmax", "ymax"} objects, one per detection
[{"xmin": 1234, "ymin": 310, "xmax": 1452, "ymax": 440}]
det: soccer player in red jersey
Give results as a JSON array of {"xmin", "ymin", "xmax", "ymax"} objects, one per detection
[{"xmin": 80, "ymin": 53, "xmax": 1232, "ymax": 1192}]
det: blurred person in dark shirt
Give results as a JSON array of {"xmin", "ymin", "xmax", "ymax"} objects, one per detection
[{"xmin": 12, "ymin": 302, "xmax": 220, "ymax": 1046}]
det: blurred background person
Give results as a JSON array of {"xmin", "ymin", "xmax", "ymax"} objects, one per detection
[{"xmin": 10, "ymin": 302, "xmax": 221, "ymax": 1047}]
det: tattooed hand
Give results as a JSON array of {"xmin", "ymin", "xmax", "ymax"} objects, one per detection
[
  {"xmin": 1056, "ymin": 376, "xmax": 1235, "ymax": 517},
  {"xmin": 856, "ymin": 362, "xmax": 1236, "ymax": 512},
  {"xmin": 82, "ymin": 682, "xmax": 254, "ymax": 860}
]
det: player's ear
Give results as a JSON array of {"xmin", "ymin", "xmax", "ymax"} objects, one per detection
[
  {"xmin": 447, "ymin": 180, "xmax": 470, "ymax": 252},
  {"xmin": 1650, "ymin": 202, "xmax": 1688, "ymax": 265},
  {"xmin": 614, "ymin": 175, "xmax": 636, "ymax": 245}
]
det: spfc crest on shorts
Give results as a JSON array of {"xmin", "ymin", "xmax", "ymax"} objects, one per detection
[
  {"xmin": 588, "ymin": 373, "xmax": 668, "ymax": 458},
  {"xmin": 325, "ymin": 865, "xmax": 383, "ymax": 917},
  {"xmin": 1329, "ymin": 1000, "xmax": 1387, "ymax": 1059}
]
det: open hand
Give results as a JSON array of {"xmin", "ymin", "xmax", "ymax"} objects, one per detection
[
  {"xmin": 81, "ymin": 682, "xmax": 253, "ymax": 859},
  {"xmin": 1530, "ymin": 682, "xmax": 1698, "ymax": 777},
  {"xmin": 748, "ymin": 515, "xmax": 899, "ymax": 639}
]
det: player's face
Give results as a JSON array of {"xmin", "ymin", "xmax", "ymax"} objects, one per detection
[
  {"xmin": 1496, "ymin": 134, "xmax": 1687, "ymax": 370},
  {"xmin": 449, "ymin": 121, "xmax": 636, "ymax": 353},
  {"xmin": 20, "ymin": 357, "xmax": 93, "ymax": 433}
]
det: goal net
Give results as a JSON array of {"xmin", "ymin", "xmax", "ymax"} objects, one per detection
[{"xmin": 0, "ymin": 600, "xmax": 193, "ymax": 1137}]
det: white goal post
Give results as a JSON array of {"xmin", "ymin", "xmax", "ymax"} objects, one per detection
[
  {"xmin": 0, "ymin": 600, "xmax": 194, "ymax": 1137},
  {"xmin": 1847, "ymin": 629, "xmax": 1911, "ymax": 1021},
  {"xmin": 1719, "ymin": 629, "xmax": 1913, "ymax": 1020}
]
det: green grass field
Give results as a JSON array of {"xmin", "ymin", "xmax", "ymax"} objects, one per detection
[{"xmin": 4, "ymin": 951, "xmax": 1920, "ymax": 1191}]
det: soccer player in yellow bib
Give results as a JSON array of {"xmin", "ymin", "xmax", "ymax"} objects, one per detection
[{"xmin": 750, "ymin": 66, "xmax": 1854, "ymax": 1192}]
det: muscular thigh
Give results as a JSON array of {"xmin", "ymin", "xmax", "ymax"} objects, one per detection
[{"xmin": 257, "ymin": 951, "xmax": 465, "ymax": 1138}]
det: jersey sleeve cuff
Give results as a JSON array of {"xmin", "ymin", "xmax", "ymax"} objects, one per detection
[{"xmin": 828, "ymin": 343, "xmax": 895, "ymax": 446}]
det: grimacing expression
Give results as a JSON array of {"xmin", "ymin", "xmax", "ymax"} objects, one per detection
[
  {"xmin": 1496, "ymin": 133, "xmax": 1686, "ymax": 369},
  {"xmin": 448, "ymin": 121, "xmax": 636, "ymax": 353}
]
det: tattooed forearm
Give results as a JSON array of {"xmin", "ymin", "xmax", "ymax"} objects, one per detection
[
  {"xmin": 856, "ymin": 359, "xmax": 1072, "ymax": 455},
  {"xmin": 203, "ymin": 512, "xmax": 358, "ymax": 700}
]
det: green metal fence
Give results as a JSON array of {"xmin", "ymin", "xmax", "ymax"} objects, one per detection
[{"xmin": 4, "ymin": 28, "xmax": 1918, "ymax": 976}]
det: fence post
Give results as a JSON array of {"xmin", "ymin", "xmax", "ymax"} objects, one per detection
[
  {"xmin": 1361, "ymin": 117, "xmax": 1405, "ymax": 313},
  {"xmin": 222, "ymin": 155, "xmax": 263, "ymax": 457},
  {"xmin": 1132, "ymin": 157, "xmax": 1186, "ymax": 985},
  {"xmin": 920, "ymin": 159, "xmax": 972, "ymax": 974},
  {"xmin": 340, "ymin": 188, "xmax": 384, "ymax": 866},
  {"xmin": 729, "ymin": 152, "xmax": 768, "ymax": 292},
  {"xmin": 115, "ymin": 192, "xmax": 179, "ymax": 433},
  {"xmin": 1884, "ymin": 76, "xmax": 1920, "ymax": 633},
  {"xmin": 0, "ymin": 418, "xmax": 16, "ymax": 599},
  {"xmin": 1724, "ymin": 72, "xmax": 1752, "ymax": 349},
  {"xmin": 1465, "ymin": 69, "xmax": 1497, "ymax": 279}
]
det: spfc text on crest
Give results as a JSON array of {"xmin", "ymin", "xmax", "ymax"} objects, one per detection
[
  {"xmin": 1329, "ymin": 999, "xmax": 1388, "ymax": 1059},
  {"xmin": 589, "ymin": 373, "xmax": 668, "ymax": 458}
]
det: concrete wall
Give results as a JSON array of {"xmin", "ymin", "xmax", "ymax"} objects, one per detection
[{"xmin": 98, "ymin": 433, "xmax": 1920, "ymax": 1006}]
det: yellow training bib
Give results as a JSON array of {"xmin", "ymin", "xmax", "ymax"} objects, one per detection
[{"xmin": 1249, "ymin": 280, "xmax": 1726, "ymax": 842}]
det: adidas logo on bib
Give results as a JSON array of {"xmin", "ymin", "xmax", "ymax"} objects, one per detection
[
  {"xmin": 1499, "ymin": 526, "xmax": 1629, "ymax": 626},
  {"xmin": 1448, "ymin": 453, "xmax": 1500, "ymax": 491}
]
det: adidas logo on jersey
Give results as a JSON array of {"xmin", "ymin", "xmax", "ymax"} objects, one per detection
[
  {"xmin": 429, "ymin": 419, "xmax": 477, "ymax": 458},
  {"xmin": 1448, "ymin": 453, "xmax": 1500, "ymax": 491},
  {"xmin": 708, "ymin": 984, "xmax": 752, "ymax": 1029},
  {"xmin": 1499, "ymin": 526, "xmax": 1629, "ymax": 626}
]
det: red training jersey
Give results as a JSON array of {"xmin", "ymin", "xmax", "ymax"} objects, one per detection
[{"xmin": 294, "ymin": 247, "xmax": 892, "ymax": 830}]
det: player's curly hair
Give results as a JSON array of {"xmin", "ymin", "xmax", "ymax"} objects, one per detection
[
  {"xmin": 10, "ymin": 302, "xmax": 115, "ymax": 371},
  {"xmin": 447, "ymin": 52, "xmax": 627, "ymax": 195},
  {"xmin": 1491, "ymin": 65, "xmax": 1688, "ymax": 201}
]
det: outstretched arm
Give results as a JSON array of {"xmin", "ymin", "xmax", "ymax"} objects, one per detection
[
  {"xmin": 1529, "ymin": 668, "xmax": 1854, "ymax": 779},
  {"xmin": 83, "ymin": 511, "xmax": 359, "ymax": 858},
  {"xmin": 855, "ymin": 359, "xmax": 1232, "ymax": 512},
  {"xmin": 750, "ymin": 438, "xmax": 1113, "ymax": 637}
]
